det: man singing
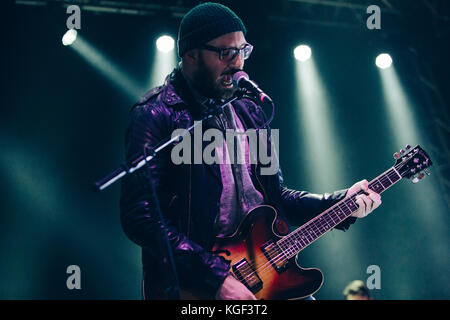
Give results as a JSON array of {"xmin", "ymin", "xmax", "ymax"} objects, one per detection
[{"xmin": 120, "ymin": 2, "xmax": 381, "ymax": 300}]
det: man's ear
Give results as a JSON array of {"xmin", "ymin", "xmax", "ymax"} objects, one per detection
[{"xmin": 184, "ymin": 49, "xmax": 199, "ymax": 65}]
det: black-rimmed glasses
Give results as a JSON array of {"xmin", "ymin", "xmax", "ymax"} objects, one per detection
[{"xmin": 201, "ymin": 43, "xmax": 254, "ymax": 62}]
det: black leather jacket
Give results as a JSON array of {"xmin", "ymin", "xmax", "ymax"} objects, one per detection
[{"xmin": 119, "ymin": 68, "xmax": 356, "ymax": 299}]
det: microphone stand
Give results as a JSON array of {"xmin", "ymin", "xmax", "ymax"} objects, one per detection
[
  {"xmin": 93, "ymin": 92, "xmax": 243, "ymax": 192},
  {"xmin": 93, "ymin": 91, "xmax": 244, "ymax": 300}
]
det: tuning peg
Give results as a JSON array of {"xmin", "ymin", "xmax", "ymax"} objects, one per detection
[
  {"xmin": 400, "ymin": 149, "xmax": 406, "ymax": 154},
  {"xmin": 393, "ymin": 152, "xmax": 401, "ymax": 159},
  {"xmin": 412, "ymin": 172, "xmax": 425, "ymax": 184},
  {"xmin": 406, "ymin": 145, "xmax": 411, "ymax": 150}
]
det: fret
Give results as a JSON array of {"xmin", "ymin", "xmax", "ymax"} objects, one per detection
[
  {"xmin": 332, "ymin": 205, "xmax": 344, "ymax": 223},
  {"xmin": 314, "ymin": 222, "xmax": 325, "ymax": 237},
  {"xmin": 284, "ymin": 233, "xmax": 299, "ymax": 251},
  {"xmin": 334, "ymin": 206, "xmax": 343, "ymax": 219},
  {"xmin": 318, "ymin": 215, "xmax": 330, "ymax": 230},
  {"xmin": 304, "ymin": 229, "xmax": 313, "ymax": 243},
  {"xmin": 282, "ymin": 247, "xmax": 293, "ymax": 258},
  {"xmin": 297, "ymin": 233, "xmax": 307, "ymax": 247},
  {"xmin": 334, "ymin": 206, "xmax": 346, "ymax": 220},
  {"xmin": 329, "ymin": 210, "xmax": 340, "ymax": 224},
  {"xmin": 280, "ymin": 246, "xmax": 292, "ymax": 259},
  {"xmin": 287, "ymin": 237, "xmax": 297, "ymax": 252},
  {"xmin": 284, "ymin": 234, "xmax": 295, "ymax": 252},
  {"xmin": 385, "ymin": 172, "xmax": 393, "ymax": 184},
  {"xmin": 324, "ymin": 214, "xmax": 334, "ymax": 227},
  {"xmin": 277, "ymin": 241, "xmax": 286, "ymax": 255},
  {"xmin": 345, "ymin": 198, "xmax": 358, "ymax": 213},
  {"xmin": 316, "ymin": 218, "xmax": 328, "ymax": 233},
  {"xmin": 283, "ymin": 245, "xmax": 293, "ymax": 257},
  {"xmin": 340, "ymin": 202, "xmax": 352, "ymax": 215},
  {"xmin": 370, "ymin": 178, "xmax": 385, "ymax": 193},
  {"xmin": 392, "ymin": 166, "xmax": 402, "ymax": 180},
  {"xmin": 315, "ymin": 225, "xmax": 325, "ymax": 236},
  {"xmin": 284, "ymin": 239, "xmax": 292, "ymax": 254},
  {"xmin": 280, "ymin": 239, "xmax": 291, "ymax": 252},
  {"xmin": 387, "ymin": 169, "xmax": 401, "ymax": 183},
  {"xmin": 296, "ymin": 238, "xmax": 306, "ymax": 250},
  {"xmin": 298, "ymin": 237, "xmax": 306, "ymax": 248},
  {"xmin": 379, "ymin": 175, "xmax": 391, "ymax": 188},
  {"xmin": 281, "ymin": 242, "xmax": 294, "ymax": 257},
  {"xmin": 288, "ymin": 244, "xmax": 297, "ymax": 258},
  {"xmin": 301, "ymin": 231, "xmax": 312, "ymax": 245},
  {"xmin": 312, "ymin": 222, "xmax": 323, "ymax": 235},
  {"xmin": 308, "ymin": 225, "xmax": 318, "ymax": 238},
  {"xmin": 311, "ymin": 228, "xmax": 320, "ymax": 239}
]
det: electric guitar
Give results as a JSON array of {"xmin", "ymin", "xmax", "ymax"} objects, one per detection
[{"xmin": 182, "ymin": 145, "xmax": 433, "ymax": 299}]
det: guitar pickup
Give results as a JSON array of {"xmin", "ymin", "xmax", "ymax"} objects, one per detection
[
  {"xmin": 232, "ymin": 258, "xmax": 263, "ymax": 294},
  {"xmin": 261, "ymin": 241, "xmax": 289, "ymax": 273}
]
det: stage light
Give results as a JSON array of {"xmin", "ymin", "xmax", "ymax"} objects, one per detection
[
  {"xmin": 147, "ymin": 35, "xmax": 177, "ymax": 88},
  {"xmin": 376, "ymin": 53, "xmax": 393, "ymax": 69},
  {"xmin": 293, "ymin": 55, "xmax": 362, "ymax": 291},
  {"xmin": 377, "ymin": 63, "xmax": 448, "ymax": 288},
  {"xmin": 69, "ymin": 36, "xmax": 144, "ymax": 100},
  {"xmin": 62, "ymin": 29, "xmax": 77, "ymax": 46},
  {"xmin": 156, "ymin": 35, "xmax": 175, "ymax": 53},
  {"xmin": 294, "ymin": 56, "xmax": 345, "ymax": 190},
  {"xmin": 294, "ymin": 45, "xmax": 312, "ymax": 62}
]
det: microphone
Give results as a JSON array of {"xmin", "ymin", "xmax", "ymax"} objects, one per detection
[{"xmin": 232, "ymin": 71, "xmax": 273, "ymax": 104}]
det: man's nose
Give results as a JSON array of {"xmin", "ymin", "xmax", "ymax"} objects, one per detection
[{"xmin": 229, "ymin": 52, "xmax": 244, "ymax": 69}]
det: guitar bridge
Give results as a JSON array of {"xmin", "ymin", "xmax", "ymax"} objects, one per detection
[{"xmin": 232, "ymin": 258, "xmax": 263, "ymax": 294}]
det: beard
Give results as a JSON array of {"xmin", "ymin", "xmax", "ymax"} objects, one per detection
[{"xmin": 191, "ymin": 54, "xmax": 238, "ymax": 102}]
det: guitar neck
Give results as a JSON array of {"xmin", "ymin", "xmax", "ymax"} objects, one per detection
[{"xmin": 277, "ymin": 167, "xmax": 403, "ymax": 259}]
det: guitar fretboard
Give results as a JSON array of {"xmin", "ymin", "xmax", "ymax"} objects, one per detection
[{"xmin": 277, "ymin": 167, "xmax": 402, "ymax": 259}]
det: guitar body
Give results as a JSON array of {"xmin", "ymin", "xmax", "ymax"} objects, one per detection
[{"xmin": 182, "ymin": 205, "xmax": 323, "ymax": 300}]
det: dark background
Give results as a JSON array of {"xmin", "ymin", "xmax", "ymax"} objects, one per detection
[{"xmin": 1, "ymin": 0, "xmax": 449, "ymax": 299}]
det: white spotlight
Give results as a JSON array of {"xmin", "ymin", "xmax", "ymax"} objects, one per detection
[
  {"xmin": 62, "ymin": 29, "xmax": 77, "ymax": 46},
  {"xmin": 376, "ymin": 53, "xmax": 393, "ymax": 69},
  {"xmin": 156, "ymin": 35, "xmax": 175, "ymax": 53},
  {"xmin": 294, "ymin": 45, "xmax": 312, "ymax": 62}
]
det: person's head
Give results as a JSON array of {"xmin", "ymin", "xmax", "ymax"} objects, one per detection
[
  {"xmin": 177, "ymin": 2, "xmax": 253, "ymax": 101},
  {"xmin": 343, "ymin": 280, "xmax": 372, "ymax": 300}
]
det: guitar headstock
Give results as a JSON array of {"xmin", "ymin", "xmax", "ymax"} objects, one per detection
[{"xmin": 393, "ymin": 145, "xmax": 432, "ymax": 183}]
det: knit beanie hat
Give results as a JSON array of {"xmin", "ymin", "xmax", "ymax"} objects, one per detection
[{"xmin": 177, "ymin": 2, "xmax": 247, "ymax": 57}]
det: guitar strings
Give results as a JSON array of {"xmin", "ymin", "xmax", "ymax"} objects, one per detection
[
  {"xmin": 235, "ymin": 191, "xmax": 368, "ymax": 282},
  {"xmin": 235, "ymin": 161, "xmax": 410, "ymax": 285}
]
